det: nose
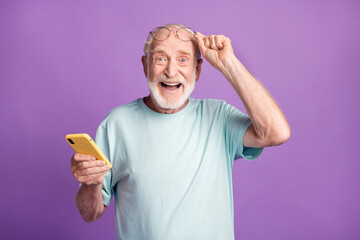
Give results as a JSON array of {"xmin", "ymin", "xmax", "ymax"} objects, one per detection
[{"xmin": 164, "ymin": 59, "xmax": 178, "ymax": 78}]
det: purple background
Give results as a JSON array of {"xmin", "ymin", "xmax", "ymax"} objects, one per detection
[{"xmin": 1, "ymin": 0, "xmax": 359, "ymax": 239}]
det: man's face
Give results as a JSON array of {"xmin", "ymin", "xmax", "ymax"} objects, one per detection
[{"xmin": 142, "ymin": 27, "xmax": 202, "ymax": 110}]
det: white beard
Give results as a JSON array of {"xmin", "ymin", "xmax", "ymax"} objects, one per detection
[{"xmin": 147, "ymin": 72, "xmax": 196, "ymax": 109}]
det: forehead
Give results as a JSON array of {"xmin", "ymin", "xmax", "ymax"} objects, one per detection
[{"xmin": 149, "ymin": 27, "xmax": 195, "ymax": 56}]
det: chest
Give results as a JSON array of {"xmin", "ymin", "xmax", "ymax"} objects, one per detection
[{"xmin": 109, "ymin": 114, "xmax": 229, "ymax": 189}]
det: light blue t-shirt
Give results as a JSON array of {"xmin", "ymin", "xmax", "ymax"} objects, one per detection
[{"xmin": 95, "ymin": 97, "xmax": 263, "ymax": 240}]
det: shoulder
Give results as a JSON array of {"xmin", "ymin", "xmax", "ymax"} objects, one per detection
[
  {"xmin": 191, "ymin": 98, "xmax": 236, "ymax": 115},
  {"xmin": 108, "ymin": 98, "xmax": 142, "ymax": 116},
  {"xmin": 192, "ymin": 98, "xmax": 225, "ymax": 105},
  {"xmin": 100, "ymin": 98, "xmax": 143, "ymax": 126},
  {"xmin": 191, "ymin": 98, "xmax": 228, "ymax": 110}
]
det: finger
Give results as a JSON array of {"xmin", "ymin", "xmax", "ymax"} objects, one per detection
[
  {"xmin": 214, "ymin": 35, "xmax": 225, "ymax": 50},
  {"xmin": 77, "ymin": 165, "xmax": 110, "ymax": 177},
  {"xmin": 74, "ymin": 166, "xmax": 109, "ymax": 183},
  {"xmin": 74, "ymin": 160, "xmax": 106, "ymax": 170},
  {"xmin": 77, "ymin": 171, "xmax": 107, "ymax": 185},
  {"xmin": 194, "ymin": 32, "xmax": 207, "ymax": 54},
  {"xmin": 222, "ymin": 37, "xmax": 232, "ymax": 49},
  {"xmin": 194, "ymin": 33, "xmax": 204, "ymax": 47},
  {"xmin": 209, "ymin": 35, "xmax": 218, "ymax": 50},
  {"xmin": 72, "ymin": 153, "xmax": 96, "ymax": 162},
  {"xmin": 195, "ymin": 32, "xmax": 210, "ymax": 49},
  {"xmin": 194, "ymin": 32, "xmax": 205, "ymax": 38},
  {"xmin": 204, "ymin": 37, "xmax": 210, "ymax": 49}
]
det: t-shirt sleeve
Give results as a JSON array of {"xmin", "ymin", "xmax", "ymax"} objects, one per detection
[
  {"xmin": 223, "ymin": 103, "xmax": 263, "ymax": 161},
  {"xmin": 94, "ymin": 124, "xmax": 113, "ymax": 206}
]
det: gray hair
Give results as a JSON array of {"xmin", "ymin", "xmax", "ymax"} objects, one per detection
[{"xmin": 143, "ymin": 23, "xmax": 201, "ymax": 61}]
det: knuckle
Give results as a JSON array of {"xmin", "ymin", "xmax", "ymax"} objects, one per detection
[
  {"xmin": 83, "ymin": 168, "xmax": 91, "ymax": 175},
  {"xmin": 73, "ymin": 153, "xmax": 80, "ymax": 161},
  {"xmin": 80, "ymin": 162, "xmax": 86, "ymax": 168},
  {"xmin": 78, "ymin": 176, "xmax": 85, "ymax": 183},
  {"xmin": 78, "ymin": 169, "xmax": 85, "ymax": 176},
  {"xmin": 73, "ymin": 172, "xmax": 79, "ymax": 179}
]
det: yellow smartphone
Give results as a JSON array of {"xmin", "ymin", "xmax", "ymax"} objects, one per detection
[{"xmin": 65, "ymin": 133, "xmax": 112, "ymax": 168}]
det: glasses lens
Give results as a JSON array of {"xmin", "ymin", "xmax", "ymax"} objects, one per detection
[
  {"xmin": 177, "ymin": 27, "xmax": 195, "ymax": 41},
  {"xmin": 151, "ymin": 27, "xmax": 170, "ymax": 41}
]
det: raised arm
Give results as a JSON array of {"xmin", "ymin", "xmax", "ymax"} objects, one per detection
[{"xmin": 194, "ymin": 32, "xmax": 290, "ymax": 148}]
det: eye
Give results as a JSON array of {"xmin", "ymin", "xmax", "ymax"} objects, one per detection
[
  {"xmin": 155, "ymin": 56, "xmax": 166, "ymax": 62},
  {"xmin": 154, "ymin": 56, "xmax": 167, "ymax": 65},
  {"xmin": 179, "ymin": 57, "xmax": 188, "ymax": 63}
]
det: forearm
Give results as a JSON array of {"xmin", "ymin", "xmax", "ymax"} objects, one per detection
[
  {"xmin": 76, "ymin": 184, "xmax": 106, "ymax": 222},
  {"xmin": 221, "ymin": 56, "xmax": 290, "ymax": 145}
]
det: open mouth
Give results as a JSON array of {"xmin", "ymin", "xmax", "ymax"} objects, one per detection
[{"xmin": 160, "ymin": 82, "xmax": 182, "ymax": 90}]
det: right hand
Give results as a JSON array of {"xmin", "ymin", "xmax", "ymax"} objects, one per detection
[{"xmin": 70, "ymin": 153, "xmax": 110, "ymax": 186}]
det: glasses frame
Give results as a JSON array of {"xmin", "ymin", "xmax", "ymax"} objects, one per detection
[{"xmin": 149, "ymin": 26, "xmax": 196, "ymax": 42}]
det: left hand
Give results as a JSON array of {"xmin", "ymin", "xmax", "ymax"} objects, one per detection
[{"xmin": 194, "ymin": 32, "xmax": 235, "ymax": 73}]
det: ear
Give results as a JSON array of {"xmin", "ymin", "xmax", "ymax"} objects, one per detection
[
  {"xmin": 195, "ymin": 58, "xmax": 203, "ymax": 82},
  {"xmin": 141, "ymin": 55, "xmax": 148, "ymax": 77}
]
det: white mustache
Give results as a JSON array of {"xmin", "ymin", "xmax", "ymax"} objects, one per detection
[{"xmin": 156, "ymin": 74, "xmax": 186, "ymax": 85}]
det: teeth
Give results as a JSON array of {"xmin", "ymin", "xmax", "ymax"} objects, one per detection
[{"xmin": 164, "ymin": 82, "xmax": 179, "ymax": 86}]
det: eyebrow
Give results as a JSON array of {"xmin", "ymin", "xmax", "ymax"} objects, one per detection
[
  {"xmin": 150, "ymin": 46, "xmax": 193, "ymax": 57},
  {"xmin": 150, "ymin": 46, "xmax": 168, "ymax": 54},
  {"xmin": 177, "ymin": 49, "xmax": 192, "ymax": 56}
]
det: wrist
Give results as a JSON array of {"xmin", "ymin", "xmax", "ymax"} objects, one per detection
[
  {"xmin": 82, "ymin": 182, "xmax": 102, "ymax": 190},
  {"xmin": 220, "ymin": 55, "xmax": 242, "ymax": 83},
  {"xmin": 221, "ymin": 56, "xmax": 254, "ymax": 97}
]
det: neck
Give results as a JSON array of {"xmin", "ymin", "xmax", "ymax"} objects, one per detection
[{"xmin": 143, "ymin": 95, "xmax": 189, "ymax": 114}]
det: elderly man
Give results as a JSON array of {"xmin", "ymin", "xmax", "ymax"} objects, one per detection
[{"xmin": 70, "ymin": 23, "xmax": 290, "ymax": 239}]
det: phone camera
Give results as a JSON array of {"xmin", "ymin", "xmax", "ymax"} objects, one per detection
[{"xmin": 67, "ymin": 138, "xmax": 75, "ymax": 145}]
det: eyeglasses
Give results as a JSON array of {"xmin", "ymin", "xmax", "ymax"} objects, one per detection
[{"xmin": 149, "ymin": 26, "xmax": 196, "ymax": 42}]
